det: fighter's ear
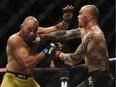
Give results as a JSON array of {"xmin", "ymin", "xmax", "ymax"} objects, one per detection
[
  {"xmin": 87, "ymin": 14, "xmax": 91, "ymax": 20},
  {"xmin": 20, "ymin": 24, "xmax": 23, "ymax": 29}
]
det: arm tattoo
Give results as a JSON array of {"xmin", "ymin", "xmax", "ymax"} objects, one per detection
[
  {"xmin": 44, "ymin": 30, "xmax": 66, "ymax": 41},
  {"xmin": 43, "ymin": 28, "xmax": 81, "ymax": 41},
  {"xmin": 69, "ymin": 33, "xmax": 92, "ymax": 61}
]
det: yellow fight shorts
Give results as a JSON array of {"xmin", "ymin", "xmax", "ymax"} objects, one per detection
[{"xmin": 0, "ymin": 71, "xmax": 40, "ymax": 87}]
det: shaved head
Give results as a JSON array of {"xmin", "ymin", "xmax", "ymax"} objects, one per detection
[
  {"xmin": 81, "ymin": 5, "xmax": 99, "ymax": 20},
  {"xmin": 22, "ymin": 16, "xmax": 39, "ymax": 26}
]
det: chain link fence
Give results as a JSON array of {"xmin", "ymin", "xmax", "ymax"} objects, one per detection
[{"xmin": 0, "ymin": 59, "xmax": 115, "ymax": 87}]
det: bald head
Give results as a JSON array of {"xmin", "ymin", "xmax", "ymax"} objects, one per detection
[
  {"xmin": 81, "ymin": 5, "xmax": 99, "ymax": 20},
  {"xmin": 22, "ymin": 16, "xmax": 39, "ymax": 26},
  {"xmin": 20, "ymin": 16, "xmax": 39, "ymax": 35}
]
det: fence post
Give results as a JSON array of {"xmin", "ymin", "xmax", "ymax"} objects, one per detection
[{"xmin": 60, "ymin": 69, "xmax": 70, "ymax": 87}]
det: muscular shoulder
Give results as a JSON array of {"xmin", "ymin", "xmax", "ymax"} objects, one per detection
[
  {"xmin": 91, "ymin": 29, "xmax": 104, "ymax": 43},
  {"xmin": 7, "ymin": 34, "xmax": 22, "ymax": 49}
]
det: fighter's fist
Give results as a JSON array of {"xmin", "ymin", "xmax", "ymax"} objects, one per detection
[
  {"xmin": 63, "ymin": 5, "xmax": 74, "ymax": 23},
  {"xmin": 59, "ymin": 52, "xmax": 78, "ymax": 66},
  {"xmin": 33, "ymin": 34, "xmax": 46, "ymax": 43},
  {"xmin": 42, "ymin": 43, "xmax": 61, "ymax": 58}
]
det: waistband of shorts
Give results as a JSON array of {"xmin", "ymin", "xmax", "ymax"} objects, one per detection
[
  {"xmin": 89, "ymin": 70, "xmax": 113, "ymax": 77},
  {"xmin": 89, "ymin": 70, "xmax": 110, "ymax": 74},
  {"xmin": 6, "ymin": 71, "xmax": 33, "ymax": 79},
  {"xmin": 89, "ymin": 69, "xmax": 114, "ymax": 80}
]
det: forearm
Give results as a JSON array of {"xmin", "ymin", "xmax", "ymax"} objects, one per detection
[
  {"xmin": 51, "ymin": 5, "xmax": 74, "ymax": 31},
  {"xmin": 72, "ymin": 34, "xmax": 92, "ymax": 60},
  {"xmin": 58, "ymin": 5, "xmax": 74, "ymax": 30},
  {"xmin": 59, "ymin": 33, "xmax": 92, "ymax": 62},
  {"xmin": 40, "ymin": 30, "xmax": 66, "ymax": 41},
  {"xmin": 55, "ymin": 21, "xmax": 70, "ymax": 30},
  {"xmin": 40, "ymin": 28, "xmax": 81, "ymax": 41},
  {"xmin": 22, "ymin": 52, "xmax": 46, "ymax": 69}
]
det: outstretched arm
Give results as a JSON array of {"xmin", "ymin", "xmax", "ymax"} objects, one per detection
[
  {"xmin": 37, "ymin": 5, "xmax": 74, "ymax": 34},
  {"xmin": 40, "ymin": 28, "xmax": 81, "ymax": 41}
]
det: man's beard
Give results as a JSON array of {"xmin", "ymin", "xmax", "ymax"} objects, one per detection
[{"xmin": 24, "ymin": 36, "xmax": 33, "ymax": 42}]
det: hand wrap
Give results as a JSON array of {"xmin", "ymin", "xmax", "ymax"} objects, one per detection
[
  {"xmin": 42, "ymin": 43, "xmax": 61, "ymax": 58},
  {"xmin": 62, "ymin": 7, "xmax": 74, "ymax": 23}
]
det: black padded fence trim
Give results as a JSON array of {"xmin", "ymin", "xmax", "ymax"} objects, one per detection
[{"xmin": 0, "ymin": 58, "xmax": 115, "ymax": 87}]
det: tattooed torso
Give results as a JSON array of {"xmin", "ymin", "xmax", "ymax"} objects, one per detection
[{"xmin": 80, "ymin": 27, "xmax": 109, "ymax": 72}]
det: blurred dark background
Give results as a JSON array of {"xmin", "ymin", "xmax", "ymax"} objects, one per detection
[{"xmin": 0, "ymin": 0, "xmax": 115, "ymax": 68}]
